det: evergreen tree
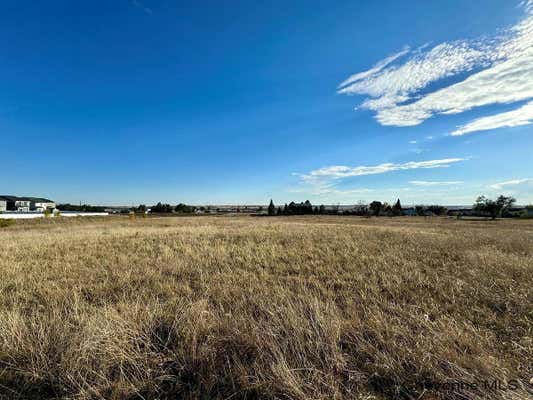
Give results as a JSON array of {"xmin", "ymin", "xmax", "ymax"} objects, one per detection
[
  {"xmin": 392, "ymin": 199, "xmax": 403, "ymax": 216},
  {"xmin": 304, "ymin": 200, "xmax": 313, "ymax": 214},
  {"xmin": 268, "ymin": 199, "xmax": 276, "ymax": 216},
  {"xmin": 288, "ymin": 201, "xmax": 296, "ymax": 214},
  {"xmin": 369, "ymin": 201, "xmax": 382, "ymax": 216}
]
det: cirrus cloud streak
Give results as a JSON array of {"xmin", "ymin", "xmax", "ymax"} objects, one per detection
[
  {"xmin": 490, "ymin": 178, "xmax": 532, "ymax": 190},
  {"xmin": 452, "ymin": 101, "xmax": 533, "ymax": 135},
  {"xmin": 294, "ymin": 158, "xmax": 467, "ymax": 196},
  {"xmin": 338, "ymin": 4, "xmax": 533, "ymax": 132}
]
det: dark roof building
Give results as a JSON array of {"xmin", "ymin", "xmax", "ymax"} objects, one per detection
[
  {"xmin": 0, "ymin": 195, "xmax": 54, "ymax": 203},
  {"xmin": 26, "ymin": 197, "xmax": 55, "ymax": 203},
  {"xmin": 0, "ymin": 195, "xmax": 55, "ymax": 211},
  {"xmin": 0, "ymin": 195, "xmax": 20, "ymax": 202}
]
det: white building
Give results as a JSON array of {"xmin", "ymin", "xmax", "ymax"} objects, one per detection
[
  {"xmin": 0, "ymin": 195, "xmax": 56, "ymax": 212},
  {"xmin": 14, "ymin": 199, "xmax": 31, "ymax": 212},
  {"xmin": 31, "ymin": 199, "xmax": 56, "ymax": 212}
]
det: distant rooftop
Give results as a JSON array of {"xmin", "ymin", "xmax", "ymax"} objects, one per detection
[{"xmin": 0, "ymin": 195, "xmax": 54, "ymax": 203}]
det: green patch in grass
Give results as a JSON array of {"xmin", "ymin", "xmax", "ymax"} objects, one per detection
[{"xmin": 0, "ymin": 219, "xmax": 15, "ymax": 228}]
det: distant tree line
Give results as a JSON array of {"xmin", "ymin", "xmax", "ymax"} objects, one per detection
[
  {"xmin": 268, "ymin": 200, "xmax": 324, "ymax": 216},
  {"xmin": 367, "ymin": 200, "xmax": 403, "ymax": 216},
  {"xmin": 57, "ymin": 204, "xmax": 107, "ymax": 212},
  {"xmin": 414, "ymin": 205, "xmax": 448, "ymax": 216},
  {"xmin": 60, "ymin": 195, "xmax": 530, "ymax": 219},
  {"xmin": 266, "ymin": 195, "xmax": 529, "ymax": 219},
  {"xmin": 266, "ymin": 199, "xmax": 405, "ymax": 216},
  {"xmin": 143, "ymin": 202, "xmax": 196, "ymax": 214},
  {"xmin": 473, "ymin": 195, "xmax": 515, "ymax": 219}
]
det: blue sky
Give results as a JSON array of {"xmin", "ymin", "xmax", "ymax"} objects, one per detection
[{"xmin": 1, "ymin": 0, "xmax": 532, "ymax": 205}]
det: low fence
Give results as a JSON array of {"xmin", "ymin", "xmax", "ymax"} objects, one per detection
[{"xmin": 0, "ymin": 212, "xmax": 109, "ymax": 219}]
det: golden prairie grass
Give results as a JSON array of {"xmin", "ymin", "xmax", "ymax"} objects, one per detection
[{"xmin": 0, "ymin": 215, "xmax": 531, "ymax": 399}]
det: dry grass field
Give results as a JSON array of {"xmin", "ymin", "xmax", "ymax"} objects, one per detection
[{"xmin": 0, "ymin": 215, "xmax": 531, "ymax": 399}]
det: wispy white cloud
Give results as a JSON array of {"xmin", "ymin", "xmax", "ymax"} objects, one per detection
[
  {"xmin": 338, "ymin": 41, "xmax": 495, "ymax": 123},
  {"xmin": 292, "ymin": 158, "xmax": 467, "ymax": 199},
  {"xmin": 338, "ymin": 4, "xmax": 533, "ymax": 130},
  {"xmin": 490, "ymin": 178, "xmax": 533, "ymax": 189},
  {"xmin": 451, "ymin": 100, "xmax": 533, "ymax": 135},
  {"xmin": 297, "ymin": 158, "xmax": 466, "ymax": 184},
  {"xmin": 520, "ymin": 0, "xmax": 533, "ymax": 12},
  {"xmin": 409, "ymin": 180, "xmax": 464, "ymax": 186},
  {"xmin": 337, "ymin": 47, "xmax": 410, "ymax": 89},
  {"xmin": 291, "ymin": 158, "xmax": 466, "ymax": 200},
  {"xmin": 287, "ymin": 176, "xmax": 533, "ymax": 204}
]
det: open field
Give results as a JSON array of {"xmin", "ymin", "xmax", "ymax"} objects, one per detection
[{"xmin": 0, "ymin": 216, "xmax": 531, "ymax": 399}]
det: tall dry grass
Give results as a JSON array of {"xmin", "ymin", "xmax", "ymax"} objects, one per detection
[{"xmin": 0, "ymin": 216, "xmax": 531, "ymax": 399}]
